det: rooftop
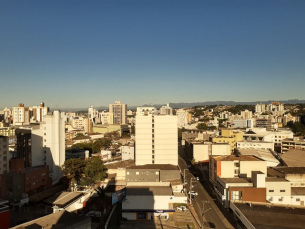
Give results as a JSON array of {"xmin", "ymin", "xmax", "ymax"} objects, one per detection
[
  {"xmin": 10, "ymin": 210, "xmax": 90, "ymax": 229},
  {"xmin": 126, "ymin": 186, "xmax": 173, "ymax": 196},
  {"xmin": 265, "ymin": 177, "xmax": 288, "ymax": 182},
  {"xmin": 127, "ymin": 164, "xmax": 179, "ymax": 170},
  {"xmin": 44, "ymin": 192, "xmax": 84, "ymax": 208},
  {"xmin": 212, "ymin": 155, "xmax": 262, "ymax": 162},
  {"xmin": 291, "ymin": 187, "xmax": 305, "ymax": 195},
  {"xmin": 281, "ymin": 149, "xmax": 305, "ymax": 167},
  {"xmin": 220, "ymin": 177, "xmax": 252, "ymax": 184},
  {"xmin": 237, "ymin": 149, "xmax": 279, "ymax": 164},
  {"xmin": 105, "ymin": 159, "xmax": 135, "ymax": 170},
  {"xmin": 273, "ymin": 167, "xmax": 305, "ymax": 174},
  {"xmin": 233, "ymin": 202, "xmax": 305, "ymax": 229}
]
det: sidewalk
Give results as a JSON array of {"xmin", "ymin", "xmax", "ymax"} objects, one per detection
[{"xmin": 187, "ymin": 203, "xmax": 203, "ymax": 229}]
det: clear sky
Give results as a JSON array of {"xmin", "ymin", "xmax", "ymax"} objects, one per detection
[{"xmin": 1, "ymin": 0, "xmax": 304, "ymax": 109}]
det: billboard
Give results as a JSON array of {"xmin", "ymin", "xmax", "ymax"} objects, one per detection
[{"xmin": 112, "ymin": 187, "xmax": 126, "ymax": 205}]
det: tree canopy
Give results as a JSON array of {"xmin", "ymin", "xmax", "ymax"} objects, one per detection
[
  {"xmin": 197, "ymin": 123, "xmax": 208, "ymax": 130},
  {"xmin": 62, "ymin": 157, "xmax": 107, "ymax": 188}
]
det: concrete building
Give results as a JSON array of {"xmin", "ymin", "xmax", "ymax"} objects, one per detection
[
  {"xmin": 212, "ymin": 129, "xmax": 243, "ymax": 152},
  {"xmin": 256, "ymin": 118, "xmax": 273, "ymax": 131},
  {"xmin": 122, "ymin": 182, "xmax": 186, "ymax": 220},
  {"xmin": 0, "ymin": 136, "xmax": 9, "ymax": 175},
  {"xmin": 88, "ymin": 106, "xmax": 100, "ymax": 124},
  {"xmin": 281, "ymin": 138, "xmax": 305, "ymax": 154},
  {"xmin": 109, "ymin": 101, "xmax": 127, "ymax": 125},
  {"xmin": 92, "ymin": 124, "xmax": 129, "ymax": 137},
  {"xmin": 159, "ymin": 103, "xmax": 173, "ymax": 115},
  {"xmin": 10, "ymin": 210, "xmax": 91, "ymax": 229},
  {"xmin": 255, "ymin": 103, "xmax": 266, "ymax": 114},
  {"xmin": 31, "ymin": 111, "xmax": 66, "ymax": 183},
  {"xmin": 176, "ymin": 109, "xmax": 189, "ymax": 128},
  {"xmin": 71, "ymin": 116, "xmax": 88, "ymax": 130},
  {"xmin": 0, "ymin": 127, "xmax": 15, "ymax": 137},
  {"xmin": 120, "ymin": 145, "xmax": 135, "ymax": 161},
  {"xmin": 0, "ymin": 199, "xmax": 10, "ymax": 229},
  {"xmin": 13, "ymin": 103, "xmax": 49, "ymax": 125},
  {"xmin": 0, "ymin": 157, "xmax": 52, "ymax": 201},
  {"xmin": 237, "ymin": 148, "xmax": 280, "ymax": 167},
  {"xmin": 240, "ymin": 110, "xmax": 253, "ymax": 119},
  {"xmin": 237, "ymin": 141, "xmax": 274, "ymax": 151},
  {"xmin": 135, "ymin": 107, "xmax": 178, "ymax": 166}
]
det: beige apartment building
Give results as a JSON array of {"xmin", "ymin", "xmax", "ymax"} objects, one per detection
[
  {"xmin": 135, "ymin": 107, "xmax": 178, "ymax": 166},
  {"xmin": 0, "ymin": 136, "xmax": 9, "ymax": 174},
  {"xmin": 109, "ymin": 101, "xmax": 127, "ymax": 125}
]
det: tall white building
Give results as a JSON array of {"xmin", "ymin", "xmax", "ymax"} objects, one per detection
[
  {"xmin": 176, "ymin": 109, "xmax": 189, "ymax": 128},
  {"xmin": 255, "ymin": 103, "xmax": 266, "ymax": 114},
  {"xmin": 0, "ymin": 136, "xmax": 9, "ymax": 174},
  {"xmin": 32, "ymin": 111, "xmax": 65, "ymax": 184},
  {"xmin": 159, "ymin": 103, "xmax": 173, "ymax": 115},
  {"xmin": 88, "ymin": 106, "xmax": 100, "ymax": 124},
  {"xmin": 135, "ymin": 107, "xmax": 178, "ymax": 166},
  {"xmin": 109, "ymin": 101, "xmax": 127, "ymax": 124}
]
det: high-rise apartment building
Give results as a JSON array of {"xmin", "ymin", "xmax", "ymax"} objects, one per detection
[
  {"xmin": 13, "ymin": 103, "xmax": 49, "ymax": 125},
  {"xmin": 14, "ymin": 111, "xmax": 65, "ymax": 183},
  {"xmin": 32, "ymin": 111, "xmax": 65, "ymax": 183},
  {"xmin": 135, "ymin": 107, "xmax": 178, "ymax": 166},
  {"xmin": 109, "ymin": 101, "xmax": 127, "ymax": 124},
  {"xmin": 176, "ymin": 109, "xmax": 189, "ymax": 128},
  {"xmin": 160, "ymin": 103, "xmax": 173, "ymax": 115},
  {"xmin": 0, "ymin": 136, "xmax": 9, "ymax": 174},
  {"xmin": 88, "ymin": 106, "xmax": 100, "ymax": 124},
  {"xmin": 255, "ymin": 103, "xmax": 266, "ymax": 114}
]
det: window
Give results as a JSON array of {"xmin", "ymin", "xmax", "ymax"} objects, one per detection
[
  {"xmin": 146, "ymin": 171, "xmax": 149, "ymax": 175},
  {"xmin": 136, "ymin": 172, "xmax": 139, "ymax": 175},
  {"xmin": 127, "ymin": 172, "xmax": 129, "ymax": 175},
  {"xmin": 156, "ymin": 171, "xmax": 159, "ymax": 175},
  {"xmin": 296, "ymin": 198, "xmax": 300, "ymax": 201},
  {"xmin": 269, "ymin": 190, "xmax": 274, "ymax": 192},
  {"xmin": 280, "ymin": 190, "xmax": 285, "ymax": 192}
]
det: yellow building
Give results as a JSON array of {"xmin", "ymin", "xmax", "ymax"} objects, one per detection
[
  {"xmin": 212, "ymin": 129, "xmax": 243, "ymax": 153},
  {"xmin": 92, "ymin": 124, "xmax": 129, "ymax": 137}
]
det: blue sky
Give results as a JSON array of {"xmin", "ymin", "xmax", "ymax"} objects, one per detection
[{"xmin": 1, "ymin": 0, "xmax": 304, "ymax": 109}]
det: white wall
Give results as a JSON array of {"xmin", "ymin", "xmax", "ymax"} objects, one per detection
[{"xmin": 193, "ymin": 144, "xmax": 209, "ymax": 162}]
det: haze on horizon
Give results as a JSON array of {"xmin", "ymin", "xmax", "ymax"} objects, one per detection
[{"xmin": 1, "ymin": 0, "xmax": 304, "ymax": 109}]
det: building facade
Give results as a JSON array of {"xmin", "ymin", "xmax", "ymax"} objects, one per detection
[
  {"xmin": 135, "ymin": 107, "xmax": 178, "ymax": 166},
  {"xmin": 109, "ymin": 101, "xmax": 127, "ymax": 125}
]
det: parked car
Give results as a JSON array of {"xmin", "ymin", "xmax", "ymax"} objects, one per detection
[{"xmin": 176, "ymin": 206, "xmax": 187, "ymax": 211}]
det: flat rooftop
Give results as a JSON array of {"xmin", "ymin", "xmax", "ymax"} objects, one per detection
[
  {"xmin": 272, "ymin": 167, "xmax": 305, "ymax": 174},
  {"xmin": 126, "ymin": 186, "xmax": 173, "ymax": 196},
  {"xmin": 220, "ymin": 177, "xmax": 252, "ymax": 184},
  {"xmin": 105, "ymin": 159, "xmax": 135, "ymax": 169},
  {"xmin": 212, "ymin": 155, "xmax": 262, "ymax": 161},
  {"xmin": 10, "ymin": 210, "xmax": 90, "ymax": 229},
  {"xmin": 127, "ymin": 164, "xmax": 179, "ymax": 170},
  {"xmin": 265, "ymin": 177, "xmax": 288, "ymax": 182},
  {"xmin": 291, "ymin": 187, "xmax": 305, "ymax": 196},
  {"xmin": 237, "ymin": 149, "xmax": 279, "ymax": 164},
  {"xmin": 281, "ymin": 149, "xmax": 305, "ymax": 167},
  {"xmin": 44, "ymin": 192, "xmax": 84, "ymax": 208},
  {"xmin": 233, "ymin": 202, "xmax": 305, "ymax": 229}
]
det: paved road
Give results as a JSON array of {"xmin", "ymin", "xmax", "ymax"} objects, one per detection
[{"xmin": 178, "ymin": 156, "xmax": 234, "ymax": 229}]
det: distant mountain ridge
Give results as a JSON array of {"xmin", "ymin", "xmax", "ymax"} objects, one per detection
[{"xmin": 52, "ymin": 99, "xmax": 305, "ymax": 112}]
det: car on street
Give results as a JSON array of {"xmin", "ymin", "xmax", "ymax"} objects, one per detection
[{"xmin": 176, "ymin": 206, "xmax": 187, "ymax": 211}]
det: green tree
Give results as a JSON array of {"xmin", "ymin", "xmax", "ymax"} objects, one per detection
[
  {"xmin": 197, "ymin": 123, "xmax": 207, "ymax": 130},
  {"xmin": 81, "ymin": 157, "xmax": 107, "ymax": 187},
  {"xmin": 62, "ymin": 158, "xmax": 86, "ymax": 187},
  {"xmin": 76, "ymin": 133, "xmax": 84, "ymax": 137},
  {"xmin": 288, "ymin": 122, "xmax": 305, "ymax": 135}
]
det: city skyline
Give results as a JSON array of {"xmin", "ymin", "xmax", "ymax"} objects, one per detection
[{"xmin": 1, "ymin": 0, "xmax": 304, "ymax": 108}]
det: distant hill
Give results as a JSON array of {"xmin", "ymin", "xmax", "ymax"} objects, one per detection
[{"xmin": 51, "ymin": 99, "xmax": 305, "ymax": 112}]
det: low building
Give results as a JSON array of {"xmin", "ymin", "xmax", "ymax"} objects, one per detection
[
  {"xmin": 10, "ymin": 210, "xmax": 91, "ymax": 229},
  {"xmin": 230, "ymin": 201, "xmax": 305, "ymax": 229},
  {"xmin": 126, "ymin": 164, "xmax": 180, "ymax": 183},
  {"xmin": 65, "ymin": 149, "xmax": 90, "ymax": 160},
  {"xmin": 237, "ymin": 148, "xmax": 280, "ymax": 167},
  {"xmin": 237, "ymin": 140, "xmax": 274, "ymax": 151},
  {"xmin": 120, "ymin": 145, "xmax": 135, "ymax": 161},
  {"xmin": 122, "ymin": 182, "xmax": 187, "ymax": 220},
  {"xmin": 0, "ymin": 199, "xmax": 10, "ymax": 229},
  {"xmin": 281, "ymin": 149, "xmax": 305, "ymax": 167},
  {"xmin": 281, "ymin": 138, "xmax": 305, "ymax": 154}
]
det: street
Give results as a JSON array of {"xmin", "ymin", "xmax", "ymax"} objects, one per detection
[{"xmin": 178, "ymin": 155, "xmax": 234, "ymax": 229}]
